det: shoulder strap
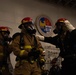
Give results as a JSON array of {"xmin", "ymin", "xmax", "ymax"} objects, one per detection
[
  {"xmin": 20, "ymin": 33, "xmax": 24, "ymax": 50},
  {"xmin": 12, "ymin": 32, "xmax": 25, "ymax": 50},
  {"xmin": 33, "ymin": 35, "xmax": 38, "ymax": 48}
]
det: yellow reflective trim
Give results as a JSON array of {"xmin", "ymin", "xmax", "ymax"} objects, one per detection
[
  {"xmin": 0, "ymin": 53, "xmax": 3, "ymax": 56},
  {"xmin": 2, "ymin": 29, "xmax": 7, "ymax": 31},
  {"xmin": 23, "ymin": 20, "xmax": 27, "ymax": 22},
  {"xmin": 38, "ymin": 48, "xmax": 44, "ymax": 51},
  {"xmin": 59, "ymin": 21, "xmax": 64, "ymax": 22},
  {"xmin": 39, "ymin": 48, "xmax": 43, "ymax": 50},
  {"xmin": 30, "ymin": 60, "xmax": 34, "ymax": 64},
  {"xmin": 2, "ymin": 67, "xmax": 5, "ymax": 70},
  {"xmin": 24, "ymin": 46, "xmax": 32, "ymax": 49},
  {"xmin": 20, "ymin": 50, "xmax": 25, "ymax": 56},
  {"xmin": 40, "ymin": 59, "xmax": 45, "ymax": 62}
]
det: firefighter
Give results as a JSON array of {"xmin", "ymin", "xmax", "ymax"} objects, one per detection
[
  {"xmin": 0, "ymin": 26, "xmax": 13, "ymax": 75},
  {"xmin": 11, "ymin": 17, "xmax": 45, "ymax": 75},
  {"xmin": 37, "ymin": 18, "xmax": 76, "ymax": 75}
]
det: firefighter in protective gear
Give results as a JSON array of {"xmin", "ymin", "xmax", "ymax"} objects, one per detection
[
  {"xmin": 37, "ymin": 18, "xmax": 76, "ymax": 75},
  {"xmin": 11, "ymin": 17, "xmax": 45, "ymax": 75},
  {"xmin": 0, "ymin": 26, "xmax": 13, "ymax": 75}
]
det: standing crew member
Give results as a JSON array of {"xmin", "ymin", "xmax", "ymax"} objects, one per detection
[
  {"xmin": 11, "ymin": 17, "xmax": 45, "ymax": 75},
  {"xmin": 37, "ymin": 18, "xmax": 76, "ymax": 75},
  {"xmin": 0, "ymin": 26, "xmax": 13, "ymax": 75}
]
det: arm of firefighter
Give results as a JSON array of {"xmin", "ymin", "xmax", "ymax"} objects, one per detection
[
  {"xmin": 36, "ymin": 35, "xmax": 54, "ymax": 44},
  {"xmin": 64, "ymin": 20, "xmax": 75, "ymax": 32},
  {"xmin": 36, "ymin": 33, "xmax": 59, "ymax": 47},
  {"xmin": 34, "ymin": 36, "xmax": 46, "ymax": 67},
  {"xmin": 36, "ymin": 35, "xmax": 45, "ymax": 41},
  {"xmin": 11, "ymin": 36, "xmax": 29, "ymax": 57},
  {"xmin": 36, "ymin": 36, "xmax": 45, "ymax": 53},
  {"xmin": 36, "ymin": 36, "xmax": 45, "ymax": 62},
  {"xmin": 38, "ymin": 50, "xmax": 46, "ymax": 67}
]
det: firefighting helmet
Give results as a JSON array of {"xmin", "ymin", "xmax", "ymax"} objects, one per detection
[
  {"xmin": 0, "ymin": 26, "xmax": 10, "ymax": 34},
  {"xmin": 55, "ymin": 18, "xmax": 67, "ymax": 26},
  {"xmin": 56, "ymin": 18, "xmax": 67, "ymax": 23},
  {"xmin": 18, "ymin": 17, "xmax": 33, "ymax": 29}
]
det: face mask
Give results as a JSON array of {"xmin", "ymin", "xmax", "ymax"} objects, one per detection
[
  {"xmin": 24, "ymin": 23, "xmax": 36, "ymax": 34},
  {"xmin": 53, "ymin": 28, "xmax": 63, "ymax": 34},
  {"xmin": 53, "ymin": 22, "xmax": 65, "ymax": 34}
]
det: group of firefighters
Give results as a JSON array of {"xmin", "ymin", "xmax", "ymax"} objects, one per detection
[{"xmin": 0, "ymin": 17, "xmax": 76, "ymax": 75}]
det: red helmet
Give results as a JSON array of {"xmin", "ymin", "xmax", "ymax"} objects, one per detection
[
  {"xmin": 56, "ymin": 18, "xmax": 67, "ymax": 23},
  {"xmin": 0, "ymin": 26, "xmax": 10, "ymax": 34},
  {"xmin": 18, "ymin": 17, "xmax": 33, "ymax": 29},
  {"xmin": 55, "ymin": 18, "xmax": 67, "ymax": 26}
]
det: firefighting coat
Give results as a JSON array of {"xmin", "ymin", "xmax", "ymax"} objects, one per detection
[
  {"xmin": 44, "ymin": 29, "xmax": 76, "ymax": 58},
  {"xmin": 11, "ymin": 32, "xmax": 44, "ymax": 62}
]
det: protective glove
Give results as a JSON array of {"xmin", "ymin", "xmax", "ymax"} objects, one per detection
[
  {"xmin": 36, "ymin": 35, "xmax": 44, "ymax": 41},
  {"xmin": 38, "ymin": 58, "xmax": 46, "ymax": 67},
  {"xmin": 28, "ymin": 48, "xmax": 36, "ymax": 56},
  {"xmin": 28, "ymin": 48, "xmax": 40, "ymax": 59},
  {"xmin": 64, "ymin": 20, "xmax": 75, "ymax": 32},
  {"xmin": 34, "ymin": 50, "xmax": 40, "ymax": 59}
]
